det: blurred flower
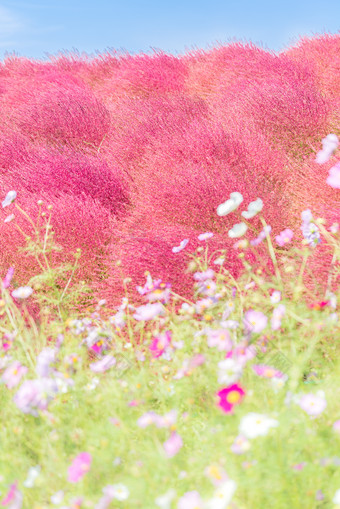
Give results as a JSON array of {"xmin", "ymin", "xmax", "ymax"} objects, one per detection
[
  {"xmin": 204, "ymin": 465, "xmax": 228, "ymax": 487},
  {"xmin": 23, "ymin": 465, "xmax": 41, "ymax": 488},
  {"xmin": 11, "ymin": 287, "xmax": 33, "ymax": 299},
  {"xmin": 213, "ymin": 256, "xmax": 225, "ymax": 265},
  {"xmin": 205, "ymin": 479, "xmax": 237, "ymax": 509},
  {"xmin": 2, "ymin": 361, "xmax": 28, "ymax": 389},
  {"xmin": 333, "ymin": 420, "xmax": 340, "ymax": 434},
  {"xmin": 241, "ymin": 198, "xmax": 263, "ymax": 219},
  {"xmin": 137, "ymin": 412, "xmax": 158, "ymax": 428},
  {"xmin": 67, "ymin": 452, "xmax": 92, "ymax": 483},
  {"xmin": 149, "ymin": 330, "xmax": 172, "ymax": 358},
  {"xmin": 2, "ymin": 191, "xmax": 17, "ymax": 208},
  {"xmin": 90, "ymin": 354, "xmax": 116, "ymax": 373},
  {"xmin": 244, "ymin": 310, "xmax": 268, "ymax": 334},
  {"xmin": 333, "ymin": 489, "xmax": 340, "ymax": 504},
  {"xmin": 239, "ymin": 413, "xmax": 278, "ymax": 439},
  {"xmin": 231, "ymin": 435, "xmax": 251, "ymax": 454},
  {"xmin": 270, "ymin": 290, "xmax": 281, "ymax": 304},
  {"xmin": 193, "ymin": 269, "xmax": 215, "ymax": 282},
  {"xmin": 101, "ymin": 484, "xmax": 129, "ymax": 502},
  {"xmin": 271, "ymin": 304, "xmax": 286, "ymax": 330},
  {"xmin": 217, "ymin": 192, "xmax": 243, "ymax": 216},
  {"xmin": 326, "ymin": 161, "xmax": 340, "ymax": 188},
  {"xmin": 217, "ymin": 384, "xmax": 245, "ymax": 414},
  {"xmin": 172, "ymin": 239, "xmax": 189, "ymax": 253},
  {"xmin": 178, "ymin": 491, "xmax": 204, "ymax": 509},
  {"xmin": 252, "ymin": 364, "xmax": 284, "ymax": 379},
  {"xmin": 51, "ymin": 490, "xmax": 64, "ymax": 504},
  {"xmin": 36, "ymin": 347, "xmax": 57, "ymax": 377},
  {"xmin": 315, "ymin": 490, "xmax": 324, "ymax": 501},
  {"xmin": 13, "ymin": 378, "xmax": 58, "ymax": 416},
  {"xmin": 163, "ymin": 432, "xmax": 183, "ymax": 458},
  {"xmin": 0, "ymin": 481, "xmax": 22, "ymax": 508},
  {"xmin": 298, "ymin": 391, "xmax": 327, "ymax": 417},
  {"xmin": 2, "ymin": 267, "xmax": 14, "ymax": 289},
  {"xmin": 275, "ymin": 228, "xmax": 294, "ymax": 247},
  {"xmin": 206, "ymin": 329, "xmax": 232, "ymax": 352},
  {"xmin": 155, "ymin": 489, "xmax": 176, "ymax": 509},
  {"xmin": 133, "ymin": 302, "xmax": 165, "ymax": 321},
  {"xmin": 315, "ymin": 133, "xmax": 339, "ymax": 163},
  {"xmin": 250, "ymin": 225, "xmax": 271, "ymax": 246},
  {"xmin": 228, "ymin": 222, "xmax": 248, "ymax": 238},
  {"xmin": 217, "ymin": 358, "xmax": 243, "ymax": 385},
  {"xmin": 301, "ymin": 211, "xmax": 321, "ymax": 247},
  {"xmin": 4, "ymin": 214, "xmax": 15, "ymax": 223},
  {"xmin": 291, "ymin": 462, "xmax": 307, "ymax": 471},
  {"xmin": 198, "ymin": 232, "xmax": 214, "ymax": 241}
]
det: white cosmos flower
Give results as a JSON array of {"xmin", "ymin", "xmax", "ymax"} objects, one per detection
[
  {"xmin": 333, "ymin": 489, "xmax": 340, "ymax": 504},
  {"xmin": 241, "ymin": 198, "xmax": 263, "ymax": 219},
  {"xmin": 217, "ymin": 192, "xmax": 243, "ymax": 216},
  {"xmin": 239, "ymin": 413, "xmax": 279, "ymax": 439},
  {"xmin": 205, "ymin": 479, "xmax": 237, "ymax": 509},
  {"xmin": 172, "ymin": 239, "xmax": 189, "ymax": 253},
  {"xmin": 228, "ymin": 222, "xmax": 248, "ymax": 238},
  {"xmin": 105, "ymin": 483, "xmax": 129, "ymax": 501},
  {"xmin": 4, "ymin": 213, "xmax": 15, "ymax": 223},
  {"xmin": 23, "ymin": 465, "xmax": 41, "ymax": 487},
  {"xmin": 2, "ymin": 190, "xmax": 17, "ymax": 208},
  {"xmin": 155, "ymin": 489, "xmax": 177, "ymax": 509},
  {"xmin": 11, "ymin": 286, "xmax": 33, "ymax": 299}
]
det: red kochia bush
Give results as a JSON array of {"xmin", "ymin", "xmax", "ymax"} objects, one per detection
[
  {"xmin": 95, "ymin": 212, "xmax": 258, "ymax": 308},
  {"xmin": 210, "ymin": 75, "xmax": 330, "ymax": 159},
  {"xmin": 1, "ymin": 70, "xmax": 111, "ymax": 150},
  {"xmin": 2, "ymin": 144, "xmax": 130, "ymax": 215}
]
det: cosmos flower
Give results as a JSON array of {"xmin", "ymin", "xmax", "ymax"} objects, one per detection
[
  {"xmin": 67, "ymin": 452, "xmax": 92, "ymax": 483},
  {"xmin": 217, "ymin": 384, "xmax": 245, "ymax": 414},
  {"xmin": 2, "ymin": 191, "xmax": 17, "ymax": 208},
  {"xmin": 172, "ymin": 239, "xmax": 189, "ymax": 253},
  {"xmin": 239, "ymin": 413, "xmax": 279, "ymax": 439}
]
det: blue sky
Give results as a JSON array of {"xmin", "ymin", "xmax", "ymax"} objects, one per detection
[{"xmin": 0, "ymin": 0, "xmax": 339, "ymax": 62}]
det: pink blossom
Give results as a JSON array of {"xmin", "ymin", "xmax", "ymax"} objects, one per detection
[
  {"xmin": 67, "ymin": 452, "xmax": 92, "ymax": 483},
  {"xmin": 333, "ymin": 420, "xmax": 340, "ymax": 434},
  {"xmin": 326, "ymin": 161, "xmax": 340, "ymax": 189},
  {"xmin": 172, "ymin": 239, "xmax": 189, "ymax": 253},
  {"xmin": 163, "ymin": 432, "xmax": 183, "ymax": 458},
  {"xmin": 252, "ymin": 364, "xmax": 284, "ymax": 379},
  {"xmin": 2, "ymin": 267, "xmax": 14, "ymax": 289},
  {"xmin": 244, "ymin": 310, "xmax": 268, "ymax": 334},
  {"xmin": 230, "ymin": 435, "xmax": 251, "ymax": 454},
  {"xmin": 193, "ymin": 269, "xmax": 215, "ymax": 282},
  {"xmin": 206, "ymin": 329, "xmax": 232, "ymax": 351},
  {"xmin": 149, "ymin": 331, "xmax": 172, "ymax": 358},
  {"xmin": 217, "ymin": 384, "xmax": 245, "ymax": 414},
  {"xmin": 178, "ymin": 491, "xmax": 204, "ymax": 509},
  {"xmin": 2, "ymin": 361, "xmax": 28, "ymax": 389},
  {"xmin": 1, "ymin": 481, "xmax": 22, "ymax": 508},
  {"xmin": 90, "ymin": 354, "xmax": 116, "ymax": 373},
  {"xmin": 133, "ymin": 302, "xmax": 165, "ymax": 321},
  {"xmin": 198, "ymin": 232, "xmax": 214, "ymax": 241},
  {"xmin": 298, "ymin": 392, "xmax": 327, "ymax": 417},
  {"xmin": 275, "ymin": 228, "xmax": 294, "ymax": 247}
]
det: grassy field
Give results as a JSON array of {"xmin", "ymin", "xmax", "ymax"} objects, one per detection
[{"xmin": 0, "ymin": 193, "xmax": 339, "ymax": 509}]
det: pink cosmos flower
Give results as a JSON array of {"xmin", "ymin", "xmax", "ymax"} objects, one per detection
[
  {"xmin": 1, "ymin": 481, "xmax": 22, "ymax": 508},
  {"xmin": 149, "ymin": 330, "xmax": 172, "ymax": 358},
  {"xmin": 89, "ymin": 354, "xmax": 116, "ymax": 373},
  {"xmin": 275, "ymin": 228, "xmax": 294, "ymax": 247},
  {"xmin": 163, "ymin": 432, "xmax": 183, "ymax": 458},
  {"xmin": 333, "ymin": 420, "xmax": 340, "ymax": 434},
  {"xmin": 230, "ymin": 435, "xmax": 251, "ymax": 454},
  {"xmin": 206, "ymin": 329, "xmax": 232, "ymax": 352},
  {"xmin": 2, "ymin": 267, "xmax": 14, "ymax": 289},
  {"xmin": 252, "ymin": 364, "xmax": 284, "ymax": 379},
  {"xmin": 198, "ymin": 232, "xmax": 214, "ymax": 241},
  {"xmin": 2, "ymin": 361, "xmax": 28, "ymax": 389},
  {"xmin": 326, "ymin": 161, "xmax": 340, "ymax": 189},
  {"xmin": 133, "ymin": 302, "xmax": 165, "ymax": 321},
  {"xmin": 173, "ymin": 354, "xmax": 205, "ymax": 380},
  {"xmin": 271, "ymin": 304, "xmax": 286, "ymax": 330},
  {"xmin": 217, "ymin": 384, "xmax": 245, "ymax": 414},
  {"xmin": 298, "ymin": 392, "xmax": 327, "ymax": 417},
  {"xmin": 178, "ymin": 491, "xmax": 204, "ymax": 509},
  {"xmin": 226, "ymin": 345, "xmax": 256, "ymax": 367},
  {"xmin": 137, "ymin": 411, "xmax": 158, "ymax": 428},
  {"xmin": 244, "ymin": 310, "xmax": 268, "ymax": 334},
  {"xmin": 193, "ymin": 269, "xmax": 215, "ymax": 282},
  {"xmin": 67, "ymin": 453, "xmax": 92, "ymax": 483},
  {"xmin": 172, "ymin": 239, "xmax": 189, "ymax": 253}
]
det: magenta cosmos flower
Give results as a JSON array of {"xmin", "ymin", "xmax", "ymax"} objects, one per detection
[
  {"xmin": 149, "ymin": 330, "xmax": 172, "ymax": 358},
  {"xmin": 217, "ymin": 384, "xmax": 245, "ymax": 414},
  {"xmin": 1, "ymin": 481, "xmax": 23, "ymax": 508},
  {"xmin": 275, "ymin": 228, "xmax": 294, "ymax": 247},
  {"xmin": 67, "ymin": 452, "xmax": 92, "ymax": 483}
]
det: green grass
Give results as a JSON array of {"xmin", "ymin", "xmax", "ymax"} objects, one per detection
[{"xmin": 0, "ymin": 202, "xmax": 339, "ymax": 509}]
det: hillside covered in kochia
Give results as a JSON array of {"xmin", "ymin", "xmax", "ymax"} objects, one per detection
[{"xmin": 0, "ymin": 34, "xmax": 339, "ymax": 309}]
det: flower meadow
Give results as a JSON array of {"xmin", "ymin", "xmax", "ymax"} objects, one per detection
[{"xmin": 0, "ymin": 33, "xmax": 340, "ymax": 508}]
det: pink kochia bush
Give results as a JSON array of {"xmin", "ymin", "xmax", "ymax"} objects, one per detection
[{"xmin": 0, "ymin": 34, "xmax": 339, "ymax": 309}]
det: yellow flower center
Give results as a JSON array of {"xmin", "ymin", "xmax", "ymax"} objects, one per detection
[{"xmin": 226, "ymin": 390, "xmax": 241, "ymax": 404}]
